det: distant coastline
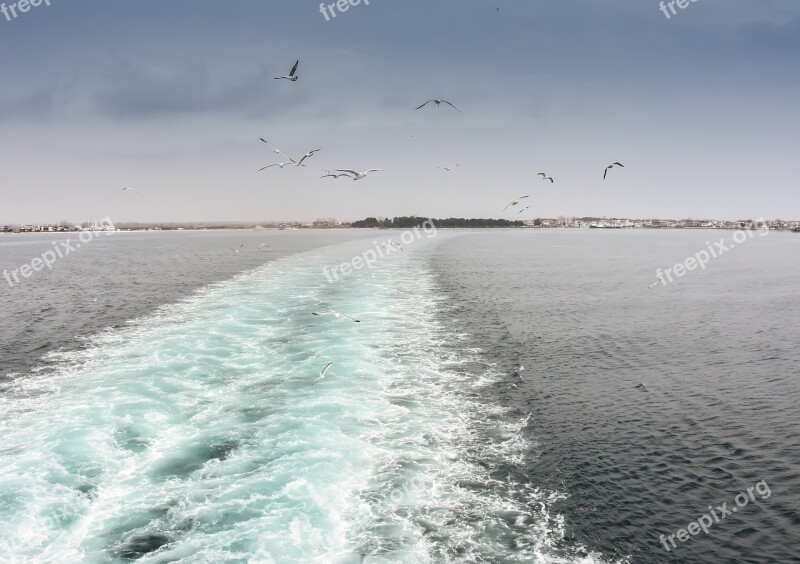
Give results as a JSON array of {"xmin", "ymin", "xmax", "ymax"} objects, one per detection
[{"xmin": 2, "ymin": 216, "xmax": 799, "ymax": 233}]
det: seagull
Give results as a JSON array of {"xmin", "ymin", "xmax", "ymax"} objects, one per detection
[
  {"xmin": 380, "ymin": 240, "xmax": 403, "ymax": 252},
  {"xmin": 635, "ymin": 383, "xmax": 649, "ymax": 392},
  {"xmin": 296, "ymin": 149, "xmax": 321, "ymax": 167},
  {"xmin": 259, "ymin": 138, "xmax": 296, "ymax": 163},
  {"xmin": 438, "ymin": 164, "xmax": 460, "ymax": 171},
  {"xmin": 503, "ymin": 196, "xmax": 530, "ymax": 212},
  {"xmin": 537, "ymin": 173, "xmax": 554, "ymax": 183},
  {"xmin": 259, "ymin": 162, "xmax": 295, "ymax": 171},
  {"xmin": 416, "ymin": 99, "xmax": 460, "ymax": 112},
  {"xmin": 320, "ymin": 170, "xmax": 354, "ymax": 179},
  {"xmin": 334, "ymin": 169, "xmax": 382, "ymax": 181},
  {"xmin": 228, "ymin": 244, "xmax": 244, "ymax": 254},
  {"xmin": 312, "ymin": 309, "xmax": 360, "ymax": 323},
  {"xmin": 514, "ymin": 365, "xmax": 526, "ymax": 382},
  {"xmin": 518, "ymin": 205, "xmax": 532, "ymax": 214},
  {"xmin": 649, "ymin": 275, "xmax": 665, "ymax": 289},
  {"xmin": 275, "ymin": 59, "xmax": 299, "ymax": 81},
  {"xmin": 258, "ymin": 243, "xmax": 271, "ymax": 251},
  {"xmin": 604, "ymin": 162, "xmax": 625, "ymax": 180},
  {"xmin": 313, "ymin": 362, "xmax": 333, "ymax": 385},
  {"xmin": 122, "ymin": 187, "xmax": 136, "ymax": 192}
]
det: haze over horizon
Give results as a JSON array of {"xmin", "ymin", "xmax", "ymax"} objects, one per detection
[{"xmin": 2, "ymin": 0, "xmax": 799, "ymax": 224}]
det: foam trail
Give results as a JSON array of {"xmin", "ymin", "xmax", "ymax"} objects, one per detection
[{"xmin": 0, "ymin": 237, "xmax": 609, "ymax": 563}]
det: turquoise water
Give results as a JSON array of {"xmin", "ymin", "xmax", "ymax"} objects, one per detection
[{"xmin": 0, "ymin": 236, "xmax": 597, "ymax": 563}]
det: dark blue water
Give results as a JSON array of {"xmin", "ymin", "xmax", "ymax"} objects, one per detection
[{"xmin": 431, "ymin": 228, "xmax": 800, "ymax": 563}]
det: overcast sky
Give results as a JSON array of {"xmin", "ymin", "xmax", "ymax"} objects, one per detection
[{"xmin": 1, "ymin": 1, "xmax": 798, "ymax": 224}]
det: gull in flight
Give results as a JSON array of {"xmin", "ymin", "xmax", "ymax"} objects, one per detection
[
  {"xmin": 259, "ymin": 162, "xmax": 295, "ymax": 171},
  {"xmin": 603, "ymin": 162, "xmax": 625, "ymax": 180},
  {"xmin": 649, "ymin": 275, "xmax": 665, "ymax": 289},
  {"xmin": 518, "ymin": 205, "xmax": 532, "ymax": 214},
  {"xmin": 228, "ymin": 244, "xmax": 244, "ymax": 254},
  {"xmin": 380, "ymin": 240, "xmax": 403, "ymax": 252},
  {"xmin": 503, "ymin": 195, "xmax": 530, "ymax": 212},
  {"xmin": 321, "ymin": 170, "xmax": 353, "ymax": 179},
  {"xmin": 258, "ymin": 243, "xmax": 271, "ymax": 251},
  {"xmin": 438, "ymin": 164, "xmax": 460, "ymax": 171},
  {"xmin": 335, "ymin": 169, "xmax": 382, "ymax": 181},
  {"xmin": 296, "ymin": 149, "xmax": 321, "ymax": 167},
  {"xmin": 275, "ymin": 59, "xmax": 299, "ymax": 81},
  {"xmin": 313, "ymin": 362, "xmax": 334, "ymax": 385},
  {"xmin": 537, "ymin": 173, "xmax": 554, "ymax": 183},
  {"xmin": 122, "ymin": 187, "xmax": 136, "ymax": 192},
  {"xmin": 635, "ymin": 383, "xmax": 649, "ymax": 392},
  {"xmin": 259, "ymin": 138, "xmax": 296, "ymax": 163},
  {"xmin": 416, "ymin": 99, "xmax": 460, "ymax": 112},
  {"xmin": 514, "ymin": 365, "xmax": 526, "ymax": 382},
  {"xmin": 312, "ymin": 309, "xmax": 361, "ymax": 323}
]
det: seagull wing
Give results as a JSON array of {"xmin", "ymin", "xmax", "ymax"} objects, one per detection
[
  {"xmin": 278, "ymin": 150, "xmax": 296, "ymax": 163},
  {"xmin": 548, "ymin": 177, "xmax": 554, "ymax": 183},
  {"xmin": 290, "ymin": 59, "xmax": 299, "ymax": 77},
  {"xmin": 365, "ymin": 169, "xmax": 382, "ymax": 174},
  {"xmin": 604, "ymin": 168, "xmax": 609, "ymax": 179},
  {"xmin": 335, "ymin": 169, "xmax": 360, "ymax": 176},
  {"xmin": 614, "ymin": 162, "xmax": 624, "ymax": 167},
  {"xmin": 259, "ymin": 164, "xmax": 280, "ymax": 171},
  {"xmin": 313, "ymin": 362, "xmax": 333, "ymax": 385},
  {"xmin": 537, "ymin": 173, "xmax": 546, "ymax": 177},
  {"xmin": 334, "ymin": 312, "xmax": 361, "ymax": 323},
  {"xmin": 415, "ymin": 100, "xmax": 434, "ymax": 110},
  {"xmin": 443, "ymin": 100, "xmax": 460, "ymax": 111}
]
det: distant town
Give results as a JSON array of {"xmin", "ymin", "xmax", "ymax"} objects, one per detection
[{"xmin": 2, "ymin": 216, "xmax": 799, "ymax": 233}]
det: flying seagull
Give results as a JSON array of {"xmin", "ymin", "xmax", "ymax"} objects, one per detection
[
  {"xmin": 321, "ymin": 170, "xmax": 354, "ymax": 179},
  {"xmin": 313, "ymin": 362, "xmax": 334, "ymax": 385},
  {"xmin": 649, "ymin": 275, "xmax": 665, "ymax": 289},
  {"xmin": 416, "ymin": 99, "xmax": 460, "ymax": 112},
  {"xmin": 259, "ymin": 138, "xmax": 296, "ymax": 163},
  {"xmin": 258, "ymin": 243, "xmax": 271, "ymax": 251},
  {"xmin": 438, "ymin": 164, "xmax": 460, "ymax": 171},
  {"xmin": 296, "ymin": 149, "xmax": 321, "ymax": 167},
  {"xmin": 514, "ymin": 365, "xmax": 526, "ymax": 382},
  {"xmin": 228, "ymin": 244, "xmax": 244, "ymax": 254},
  {"xmin": 381, "ymin": 240, "xmax": 403, "ymax": 252},
  {"xmin": 275, "ymin": 59, "xmax": 299, "ymax": 81},
  {"xmin": 503, "ymin": 195, "xmax": 530, "ymax": 212},
  {"xmin": 518, "ymin": 205, "xmax": 532, "ymax": 214},
  {"xmin": 604, "ymin": 162, "xmax": 625, "ymax": 180},
  {"xmin": 312, "ymin": 309, "xmax": 360, "ymax": 323},
  {"xmin": 635, "ymin": 383, "xmax": 649, "ymax": 392},
  {"xmin": 122, "ymin": 187, "xmax": 136, "ymax": 192},
  {"xmin": 537, "ymin": 173, "xmax": 554, "ymax": 183},
  {"xmin": 334, "ymin": 169, "xmax": 382, "ymax": 180},
  {"xmin": 259, "ymin": 162, "xmax": 295, "ymax": 171}
]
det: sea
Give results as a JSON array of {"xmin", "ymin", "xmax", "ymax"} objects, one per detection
[{"xmin": 0, "ymin": 228, "xmax": 798, "ymax": 563}]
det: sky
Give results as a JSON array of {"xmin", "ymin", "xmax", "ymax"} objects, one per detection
[{"xmin": 0, "ymin": 0, "xmax": 799, "ymax": 224}]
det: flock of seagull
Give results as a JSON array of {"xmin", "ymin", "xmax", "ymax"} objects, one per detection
[
  {"xmin": 121, "ymin": 58, "xmax": 627, "ymax": 218},
  {"xmin": 259, "ymin": 60, "xmax": 627, "ymax": 216}
]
